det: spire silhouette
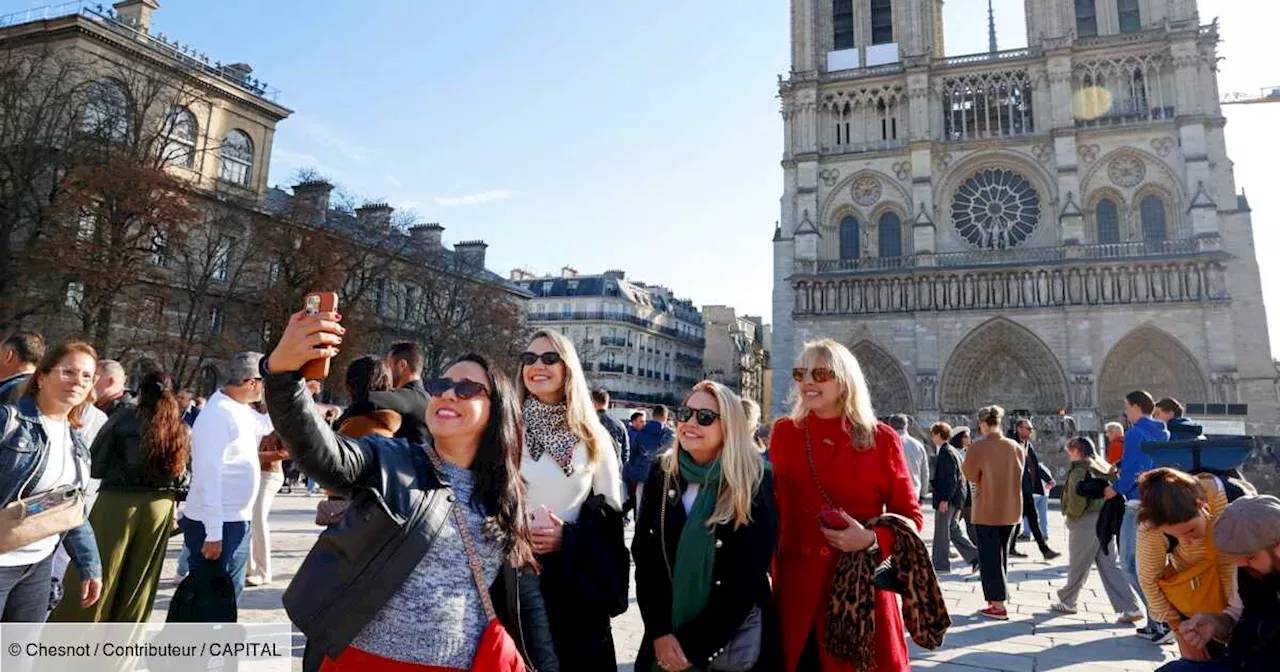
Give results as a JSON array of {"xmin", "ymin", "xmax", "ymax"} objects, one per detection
[{"xmin": 987, "ymin": 0, "xmax": 998, "ymax": 53}]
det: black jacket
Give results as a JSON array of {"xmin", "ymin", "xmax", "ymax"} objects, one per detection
[
  {"xmin": 1021, "ymin": 441, "xmax": 1053, "ymax": 497},
  {"xmin": 1229, "ymin": 570, "xmax": 1280, "ymax": 671},
  {"xmin": 1167, "ymin": 416, "xmax": 1207, "ymax": 441},
  {"xmin": 931, "ymin": 444, "xmax": 968, "ymax": 510},
  {"xmin": 631, "ymin": 460, "xmax": 778, "ymax": 671},
  {"xmin": 360, "ymin": 379, "xmax": 430, "ymax": 445},
  {"xmin": 262, "ymin": 367, "xmax": 556, "ymax": 671},
  {"xmin": 91, "ymin": 407, "xmax": 187, "ymax": 492},
  {"xmin": 1096, "ymin": 494, "xmax": 1126, "ymax": 556},
  {"xmin": 596, "ymin": 410, "xmax": 630, "ymax": 468}
]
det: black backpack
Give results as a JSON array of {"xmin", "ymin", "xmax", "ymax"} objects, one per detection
[{"xmin": 166, "ymin": 564, "xmax": 237, "ymax": 623}]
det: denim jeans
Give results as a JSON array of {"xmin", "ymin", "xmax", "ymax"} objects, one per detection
[
  {"xmin": 1022, "ymin": 493, "xmax": 1050, "ymax": 537},
  {"xmin": 1119, "ymin": 504, "xmax": 1150, "ymax": 625},
  {"xmin": 0, "ymin": 553, "xmax": 54, "ymax": 622},
  {"xmin": 182, "ymin": 518, "xmax": 251, "ymax": 603}
]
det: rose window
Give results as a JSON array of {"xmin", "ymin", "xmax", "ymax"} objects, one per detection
[{"xmin": 950, "ymin": 168, "xmax": 1041, "ymax": 249}]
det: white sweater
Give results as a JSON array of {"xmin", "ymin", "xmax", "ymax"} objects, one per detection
[
  {"xmin": 523, "ymin": 440, "xmax": 623, "ymax": 524},
  {"xmin": 185, "ymin": 391, "xmax": 270, "ymax": 542}
]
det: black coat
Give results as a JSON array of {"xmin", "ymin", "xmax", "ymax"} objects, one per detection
[
  {"xmin": 1021, "ymin": 441, "xmax": 1053, "ymax": 496},
  {"xmin": 359, "ymin": 379, "xmax": 430, "ymax": 445},
  {"xmin": 1230, "ymin": 570, "xmax": 1280, "ymax": 671},
  {"xmin": 931, "ymin": 444, "xmax": 968, "ymax": 510},
  {"xmin": 631, "ymin": 460, "xmax": 779, "ymax": 671}
]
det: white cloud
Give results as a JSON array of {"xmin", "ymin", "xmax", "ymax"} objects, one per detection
[{"xmin": 432, "ymin": 189, "xmax": 518, "ymax": 207}]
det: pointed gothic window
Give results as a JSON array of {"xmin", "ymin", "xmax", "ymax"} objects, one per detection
[
  {"xmin": 1118, "ymin": 0, "xmax": 1141, "ymax": 34},
  {"xmin": 870, "ymin": 0, "xmax": 893, "ymax": 45},
  {"xmin": 1140, "ymin": 195, "xmax": 1167, "ymax": 241},
  {"xmin": 839, "ymin": 216, "xmax": 861, "ymax": 259},
  {"xmin": 1075, "ymin": 0, "xmax": 1098, "ymax": 38},
  {"xmin": 878, "ymin": 212, "xmax": 902, "ymax": 257},
  {"xmin": 833, "ymin": 0, "xmax": 855, "ymax": 50},
  {"xmin": 1095, "ymin": 198, "xmax": 1120, "ymax": 243}
]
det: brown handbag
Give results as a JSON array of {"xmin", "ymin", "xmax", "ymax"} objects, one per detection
[{"xmin": 0, "ymin": 414, "xmax": 87, "ymax": 553}]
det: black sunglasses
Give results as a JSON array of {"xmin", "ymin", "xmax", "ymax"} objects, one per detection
[
  {"xmin": 519, "ymin": 351, "xmax": 562, "ymax": 366},
  {"xmin": 425, "ymin": 377, "xmax": 490, "ymax": 400},
  {"xmin": 674, "ymin": 406, "xmax": 720, "ymax": 427}
]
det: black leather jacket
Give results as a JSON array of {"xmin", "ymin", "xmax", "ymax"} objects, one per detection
[
  {"xmin": 91, "ymin": 407, "xmax": 187, "ymax": 492},
  {"xmin": 262, "ymin": 367, "xmax": 557, "ymax": 671}
]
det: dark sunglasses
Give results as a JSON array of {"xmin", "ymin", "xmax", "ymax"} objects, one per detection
[
  {"xmin": 674, "ymin": 406, "xmax": 720, "ymax": 427},
  {"xmin": 792, "ymin": 367, "xmax": 836, "ymax": 383},
  {"xmin": 519, "ymin": 351, "xmax": 562, "ymax": 366},
  {"xmin": 425, "ymin": 377, "xmax": 490, "ymax": 400}
]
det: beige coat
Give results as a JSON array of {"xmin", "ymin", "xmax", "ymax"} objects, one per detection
[{"xmin": 962, "ymin": 432, "xmax": 1026, "ymax": 526}]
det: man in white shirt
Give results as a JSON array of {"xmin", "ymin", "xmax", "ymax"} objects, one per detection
[
  {"xmin": 183, "ymin": 352, "xmax": 270, "ymax": 602},
  {"xmin": 889, "ymin": 414, "xmax": 930, "ymax": 503}
]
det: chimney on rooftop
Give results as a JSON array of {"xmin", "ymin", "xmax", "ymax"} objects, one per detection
[
  {"xmin": 355, "ymin": 202, "xmax": 394, "ymax": 230},
  {"xmin": 602, "ymin": 269, "xmax": 626, "ymax": 280},
  {"xmin": 510, "ymin": 268, "xmax": 537, "ymax": 282},
  {"xmin": 560, "ymin": 266, "xmax": 578, "ymax": 279},
  {"xmin": 408, "ymin": 223, "xmax": 445, "ymax": 248},
  {"xmin": 454, "ymin": 241, "xmax": 489, "ymax": 269},
  {"xmin": 113, "ymin": 0, "xmax": 159, "ymax": 33},
  {"xmin": 292, "ymin": 179, "xmax": 333, "ymax": 226}
]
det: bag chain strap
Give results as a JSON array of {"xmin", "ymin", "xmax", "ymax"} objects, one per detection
[
  {"xmin": 424, "ymin": 447, "xmax": 498, "ymax": 622},
  {"xmin": 658, "ymin": 471, "xmax": 674, "ymax": 583},
  {"xmin": 803, "ymin": 420, "xmax": 836, "ymax": 509}
]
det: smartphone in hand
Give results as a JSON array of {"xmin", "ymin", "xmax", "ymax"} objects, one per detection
[
  {"xmin": 529, "ymin": 505, "xmax": 554, "ymax": 530},
  {"xmin": 299, "ymin": 292, "xmax": 339, "ymax": 381},
  {"xmin": 818, "ymin": 508, "xmax": 850, "ymax": 530}
]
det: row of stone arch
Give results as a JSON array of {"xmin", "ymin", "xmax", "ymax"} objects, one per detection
[{"xmin": 849, "ymin": 318, "xmax": 1211, "ymax": 420}]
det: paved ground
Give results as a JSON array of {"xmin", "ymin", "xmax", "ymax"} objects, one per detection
[{"xmin": 149, "ymin": 492, "xmax": 1179, "ymax": 671}]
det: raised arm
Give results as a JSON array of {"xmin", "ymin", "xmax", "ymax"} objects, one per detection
[{"xmin": 263, "ymin": 310, "xmax": 378, "ymax": 494}]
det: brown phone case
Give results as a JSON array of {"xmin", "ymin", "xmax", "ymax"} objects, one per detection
[{"xmin": 299, "ymin": 291, "xmax": 339, "ymax": 380}]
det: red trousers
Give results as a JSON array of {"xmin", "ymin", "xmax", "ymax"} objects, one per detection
[{"xmin": 321, "ymin": 646, "xmax": 464, "ymax": 672}]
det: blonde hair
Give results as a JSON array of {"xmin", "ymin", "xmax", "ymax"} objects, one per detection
[
  {"xmin": 661, "ymin": 380, "xmax": 764, "ymax": 529},
  {"xmin": 788, "ymin": 339, "xmax": 877, "ymax": 448},
  {"xmin": 977, "ymin": 405, "xmax": 1005, "ymax": 432},
  {"xmin": 517, "ymin": 329, "xmax": 611, "ymax": 466}
]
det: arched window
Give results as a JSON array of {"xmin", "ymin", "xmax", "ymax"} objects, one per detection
[
  {"xmin": 82, "ymin": 78, "xmax": 129, "ymax": 140},
  {"xmin": 878, "ymin": 212, "xmax": 902, "ymax": 257},
  {"xmin": 1095, "ymin": 198, "xmax": 1120, "ymax": 243},
  {"xmin": 163, "ymin": 107, "xmax": 197, "ymax": 168},
  {"xmin": 1140, "ymin": 194, "xmax": 1168, "ymax": 241},
  {"xmin": 1118, "ymin": 0, "xmax": 1141, "ymax": 34},
  {"xmin": 1075, "ymin": 0, "xmax": 1097, "ymax": 38},
  {"xmin": 870, "ymin": 0, "xmax": 893, "ymax": 45},
  {"xmin": 833, "ymin": 0, "xmax": 854, "ymax": 50},
  {"xmin": 218, "ymin": 130, "xmax": 254, "ymax": 186},
  {"xmin": 839, "ymin": 216, "xmax": 861, "ymax": 259}
]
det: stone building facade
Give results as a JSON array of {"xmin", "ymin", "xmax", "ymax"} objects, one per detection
[
  {"xmin": 771, "ymin": 0, "xmax": 1280, "ymax": 443},
  {"xmin": 516, "ymin": 268, "xmax": 706, "ymax": 406},
  {"xmin": 702, "ymin": 305, "xmax": 771, "ymax": 413}
]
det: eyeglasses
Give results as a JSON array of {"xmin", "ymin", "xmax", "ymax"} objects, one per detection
[
  {"xmin": 425, "ymin": 377, "xmax": 490, "ymax": 400},
  {"xmin": 49, "ymin": 366, "xmax": 96, "ymax": 385},
  {"xmin": 519, "ymin": 351, "xmax": 562, "ymax": 366},
  {"xmin": 674, "ymin": 406, "xmax": 720, "ymax": 427},
  {"xmin": 792, "ymin": 367, "xmax": 836, "ymax": 383}
]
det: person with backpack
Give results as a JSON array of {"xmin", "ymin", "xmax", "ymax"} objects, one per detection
[
  {"xmin": 1049, "ymin": 437, "xmax": 1143, "ymax": 621},
  {"xmin": 1155, "ymin": 398, "xmax": 1207, "ymax": 442},
  {"xmin": 1137, "ymin": 468, "xmax": 1242, "ymax": 661}
]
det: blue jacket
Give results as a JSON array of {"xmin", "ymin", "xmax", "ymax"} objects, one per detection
[
  {"xmin": 1115, "ymin": 416, "xmax": 1170, "ymax": 499},
  {"xmin": 624, "ymin": 420, "xmax": 674, "ymax": 484},
  {"xmin": 0, "ymin": 396, "xmax": 102, "ymax": 578},
  {"xmin": 1167, "ymin": 416, "xmax": 1206, "ymax": 441}
]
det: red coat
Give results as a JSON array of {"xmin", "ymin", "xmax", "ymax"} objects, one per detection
[{"xmin": 770, "ymin": 414, "xmax": 923, "ymax": 672}]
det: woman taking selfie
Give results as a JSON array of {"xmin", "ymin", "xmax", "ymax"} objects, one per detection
[
  {"xmin": 264, "ymin": 310, "xmax": 556, "ymax": 671},
  {"xmin": 632, "ymin": 380, "xmax": 776, "ymax": 672},
  {"xmin": 52, "ymin": 370, "xmax": 188, "ymax": 622},
  {"xmin": 0, "ymin": 342, "xmax": 102, "ymax": 622},
  {"xmin": 769, "ymin": 339, "xmax": 922, "ymax": 672},
  {"xmin": 518, "ymin": 329, "xmax": 626, "ymax": 670}
]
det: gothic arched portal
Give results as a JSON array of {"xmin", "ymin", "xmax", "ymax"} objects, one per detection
[
  {"xmin": 851, "ymin": 340, "xmax": 914, "ymax": 415},
  {"xmin": 1098, "ymin": 325, "xmax": 1209, "ymax": 420},
  {"xmin": 939, "ymin": 318, "xmax": 1069, "ymax": 414}
]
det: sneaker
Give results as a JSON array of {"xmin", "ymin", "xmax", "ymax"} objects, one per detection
[
  {"xmin": 1136, "ymin": 624, "xmax": 1159, "ymax": 637},
  {"xmin": 1050, "ymin": 602, "xmax": 1078, "ymax": 614},
  {"xmin": 1116, "ymin": 611, "xmax": 1144, "ymax": 624},
  {"xmin": 980, "ymin": 607, "xmax": 1010, "ymax": 620},
  {"xmin": 1151, "ymin": 625, "xmax": 1176, "ymax": 645},
  {"xmin": 1041, "ymin": 548, "xmax": 1062, "ymax": 561}
]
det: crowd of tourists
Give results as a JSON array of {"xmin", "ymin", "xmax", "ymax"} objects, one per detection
[{"xmin": 1, "ymin": 314, "xmax": 1279, "ymax": 672}]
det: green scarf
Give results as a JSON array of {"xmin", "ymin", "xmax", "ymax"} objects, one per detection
[{"xmin": 659, "ymin": 449, "xmax": 723, "ymax": 672}]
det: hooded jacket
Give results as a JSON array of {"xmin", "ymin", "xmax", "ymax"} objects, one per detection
[
  {"xmin": 1115, "ymin": 416, "xmax": 1169, "ymax": 499},
  {"xmin": 1166, "ymin": 416, "xmax": 1206, "ymax": 441},
  {"xmin": 624, "ymin": 420, "xmax": 674, "ymax": 483}
]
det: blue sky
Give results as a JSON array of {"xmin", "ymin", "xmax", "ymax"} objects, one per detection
[{"xmin": 78, "ymin": 1, "xmax": 1280, "ymax": 350}]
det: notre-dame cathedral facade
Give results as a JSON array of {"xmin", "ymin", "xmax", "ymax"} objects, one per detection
[{"xmin": 770, "ymin": 0, "xmax": 1279, "ymax": 440}]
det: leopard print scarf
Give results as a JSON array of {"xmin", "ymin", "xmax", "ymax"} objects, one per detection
[
  {"xmin": 826, "ymin": 512, "xmax": 951, "ymax": 670},
  {"xmin": 522, "ymin": 396, "xmax": 579, "ymax": 476}
]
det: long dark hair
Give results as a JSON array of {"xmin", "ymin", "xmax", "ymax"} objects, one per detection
[
  {"xmin": 450, "ymin": 353, "xmax": 535, "ymax": 569},
  {"xmin": 345, "ymin": 354, "xmax": 393, "ymax": 403},
  {"xmin": 137, "ymin": 370, "xmax": 190, "ymax": 480}
]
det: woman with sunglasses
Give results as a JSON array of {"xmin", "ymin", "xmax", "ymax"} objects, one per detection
[
  {"xmin": 632, "ymin": 380, "xmax": 776, "ymax": 672},
  {"xmin": 263, "ymin": 311, "xmax": 556, "ymax": 671},
  {"xmin": 0, "ymin": 342, "xmax": 102, "ymax": 622},
  {"xmin": 770, "ymin": 339, "xmax": 922, "ymax": 672},
  {"xmin": 517, "ymin": 329, "xmax": 625, "ymax": 670}
]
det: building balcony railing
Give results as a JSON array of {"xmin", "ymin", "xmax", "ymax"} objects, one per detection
[
  {"xmin": 675, "ymin": 353, "xmax": 704, "ymax": 368},
  {"xmin": 938, "ymin": 47, "xmax": 1035, "ymax": 68},
  {"xmin": 600, "ymin": 336, "xmax": 630, "ymax": 347},
  {"xmin": 598, "ymin": 363, "xmax": 625, "ymax": 374},
  {"xmin": 799, "ymin": 239, "xmax": 1204, "ymax": 276},
  {"xmin": 525, "ymin": 311, "xmax": 705, "ymax": 348}
]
